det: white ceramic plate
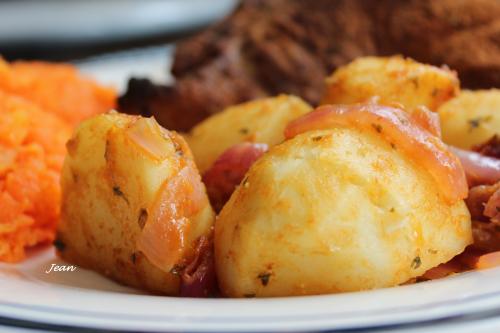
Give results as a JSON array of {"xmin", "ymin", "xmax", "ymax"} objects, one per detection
[
  {"xmin": 2, "ymin": 247, "xmax": 500, "ymax": 332},
  {"xmin": 1, "ymin": 46, "xmax": 500, "ymax": 333}
]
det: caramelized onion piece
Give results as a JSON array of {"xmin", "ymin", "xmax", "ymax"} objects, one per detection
[
  {"xmin": 137, "ymin": 135, "xmax": 208, "ymax": 272},
  {"xmin": 203, "ymin": 143, "xmax": 268, "ymax": 212},
  {"xmin": 126, "ymin": 117, "xmax": 171, "ymax": 161},
  {"xmin": 472, "ymin": 221, "xmax": 500, "ymax": 252},
  {"xmin": 285, "ymin": 104, "xmax": 467, "ymax": 203},
  {"xmin": 179, "ymin": 236, "xmax": 217, "ymax": 297},
  {"xmin": 484, "ymin": 188, "xmax": 500, "ymax": 224},
  {"xmin": 473, "ymin": 135, "xmax": 500, "ymax": 159},
  {"xmin": 449, "ymin": 147, "xmax": 500, "ymax": 186},
  {"xmin": 421, "ymin": 250, "xmax": 479, "ymax": 280},
  {"xmin": 421, "ymin": 262, "xmax": 458, "ymax": 280},
  {"xmin": 476, "ymin": 251, "xmax": 500, "ymax": 270},
  {"xmin": 410, "ymin": 106, "xmax": 441, "ymax": 138},
  {"xmin": 466, "ymin": 183, "xmax": 500, "ymax": 221}
]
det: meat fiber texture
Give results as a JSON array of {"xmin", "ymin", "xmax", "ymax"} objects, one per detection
[{"xmin": 119, "ymin": 0, "xmax": 500, "ymax": 132}]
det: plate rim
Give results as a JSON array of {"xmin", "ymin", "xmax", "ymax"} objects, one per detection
[{"xmin": 2, "ymin": 249, "xmax": 500, "ymax": 332}]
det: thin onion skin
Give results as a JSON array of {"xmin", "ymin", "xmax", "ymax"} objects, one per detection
[
  {"xmin": 135, "ymin": 130, "xmax": 212, "ymax": 273},
  {"xmin": 476, "ymin": 251, "xmax": 500, "ymax": 270},
  {"xmin": 285, "ymin": 104, "xmax": 468, "ymax": 204},
  {"xmin": 449, "ymin": 147, "xmax": 500, "ymax": 187},
  {"xmin": 179, "ymin": 236, "xmax": 217, "ymax": 297},
  {"xmin": 410, "ymin": 106, "xmax": 441, "ymax": 138},
  {"xmin": 484, "ymin": 188, "xmax": 500, "ymax": 224},
  {"xmin": 203, "ymin": 143, "xmax": 268, "ymax": 212},
  {"xmin": 137, "ymin": 165, "xmax": 207, "ymax": 271}
]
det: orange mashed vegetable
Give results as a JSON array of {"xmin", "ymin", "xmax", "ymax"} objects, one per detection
[
  {"xmin": 0, "ymin": 59, "xmax": 116, "ymax": 262},
  {"xmin": 0, "ymin": 58, "xmax": 116, "ymax": 126}
]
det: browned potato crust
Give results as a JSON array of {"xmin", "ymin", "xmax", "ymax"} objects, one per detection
[{"xmin": 322, "ymin": 56, "xmax": 459, "ymax": 112}]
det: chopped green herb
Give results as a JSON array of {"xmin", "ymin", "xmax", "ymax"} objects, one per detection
[
  {"xmin": 113, "ymin": 186, "xmax": 129, "ymax": 204},
  {"xmin": 172, "ymin": 140, "xmax": 183, "ymax": 156},
  {"xmin": 312, "ymin": 135, "xmax": 324, "ymax": 142},
  {"xmin": 258, "ymin": 272, "xmax": 271, "ymax": 286},
  {"xmin": 239, "ymin": 128, "xmax": 249, "ymax": 135},
  {"xmin": 468, "ymin": 118, "xmax": 481, "ymax": 130},
  {"xmin": 104, "ymin": 139, "xmax": 110, "ymax": 161},
  {"xmin": 468, "ymin": 116, "xmax": 492, "ymax": 132},
  {"xmin": 113, "ymin": 186, "xmax": 123, "ymax": 196},
  {"xmin": 411, "ymin": 256, "xmax": 422, "ymax": 269},
  {"xmin": 372, "ymin": 123, "xmax": 383, "ymax": 133},
  {"xmin": 138, "ymin": 209, "xmax": 148, "ymax": 229},
  {"xmin": 71, "ymin": 169, "xmax": 79, "ymax": 183},
  {"xmin": 409, "ymin": 76, "xmax": 419, "ymax": 88}
]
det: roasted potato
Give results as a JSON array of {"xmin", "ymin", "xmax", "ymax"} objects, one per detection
[
  {"xmin": 57, "ymin": 112, "xmax": 214, "ymax": 295},
  {"xmin": 186, "ymin": 95, "xmax": 312, "ymax": 173},
  {"xmin": 215, "ymin": 128, "xmax": 471, "ymax": 297},
  {"xmin": 439, "ymin": 89, "xmax": 500, "ymax": 149},
  {"xmin": 322, "ymin": 56, "xmax": 459, "ymax": 112}
]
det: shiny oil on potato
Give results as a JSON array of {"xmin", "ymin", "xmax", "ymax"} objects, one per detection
[
  {"xmin": 322, "ymin": 56, "xmax": 459, "ymax": 112},
  {"xmin": 438, "ymin": 89, "xmax": 500, "ymax": 149},
  {"xmin": 185, "ymin": 95, "xmax": 312, "ymax": 173},
  {"xmin": 57, "ymin": 111, "xmax": 214, "ymax": 295},
  {"xmin": 215, "ymin": 128, "xmax": 472, "ymax": 297}
]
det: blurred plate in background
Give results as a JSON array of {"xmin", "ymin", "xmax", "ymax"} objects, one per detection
[
  {"xmin": 0, "ymin": 0, "xmax": 237, "ymax": 45},
  {"xmin": 77, "ymin": 45, "xmax": 172, "ymax": 93}
]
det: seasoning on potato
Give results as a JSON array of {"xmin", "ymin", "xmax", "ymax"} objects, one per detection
[
  {"xmin": 215, "ymin": 103, "xmax": 472, "ymax": 297},
  {"xmin": 57, "ymin": 112, "xmax": 215, "ymax": 295},
  {"xmin": 322, "ymin": 56, "xmax": 459, "ymax": 112},
  {"xmin": 439, "ymin": 89, "xmax": 500, "ymax": 149},
  {"xmin": 186, "ymin": 95, "xmax": 312, "ymax": 174}
]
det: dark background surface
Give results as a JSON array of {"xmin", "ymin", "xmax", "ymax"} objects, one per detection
[
  {"xmin": 0, "ymin": 0, "xmax": 237, "ymax": 61},
  {"xmin": 1, "ymin": 31, "xmax": 192, "ymax": 62}
]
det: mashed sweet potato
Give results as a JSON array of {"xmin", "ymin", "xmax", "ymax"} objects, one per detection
[
  {"xmin": 0, "ymin": 59, "xmax": 116, "ymax": 262},
  {"xmin": 0, "ymin": 58, "xmax": 116, "ymax": 126},
  {"xmin": 0, "ymin": 92, "xmax": 71, "ymax": 262}
]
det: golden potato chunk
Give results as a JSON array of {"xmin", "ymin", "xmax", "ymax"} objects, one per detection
[
  {"xmin": 186, "ymin": 95, "xmax": 311, "ymax": 173},
  {"xmin": 439, "ymin": 89, "xmax": 500, "ymax": 149},
  {"xmin": 57, "ymin": 112, "xmax": 214, "ymax": 295},
  {"xmin": 322, "ymin": 56, "xmax": 459, "ymax": 112},
  {"xmin": 215, "ymin": 128, "xmax": 471, "ymax": 297}
]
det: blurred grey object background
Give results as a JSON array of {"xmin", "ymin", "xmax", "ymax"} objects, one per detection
[{"xmin": 0, "ymin": 0, "xmax": 238, "ymax": 61}]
